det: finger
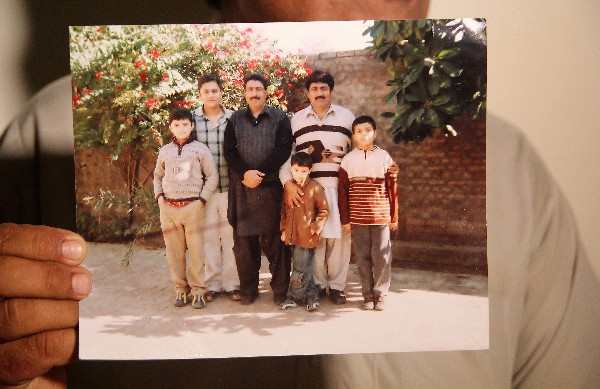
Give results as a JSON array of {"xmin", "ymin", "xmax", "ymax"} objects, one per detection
[
  {"xmin": 0, "ymin": 329, "xmax": 76, "ymax": 386},
  {"xmin": 24, "ymin": 366, "xmax": 68, "ymax": 389},
  {"xmin": 0, "ymin": 299, "xmax": 78, "ymax": 342},
  {"xmin": 0, "ymin": 257, "xmax": 92, "ymax": 300},
  {"xmin": 0, "ymin": 224, "xmax": 86, "ymax": 265}
]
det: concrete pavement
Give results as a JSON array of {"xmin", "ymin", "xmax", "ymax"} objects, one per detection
[{"xmin": 79, "ymin": 242, "xmax": 488, "ymax": 360}]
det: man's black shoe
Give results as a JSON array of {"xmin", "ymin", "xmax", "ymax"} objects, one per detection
[
  {"xmin": 240, "ymin": 294, "xmax": 257, "ymax": 305},
  {"xmin": 318, "ymin": 286, "xmax": 327, "ymax": 299},
  {"xmin": 329, "ymin": 289, "xmax": 347, "ymax": 305}
]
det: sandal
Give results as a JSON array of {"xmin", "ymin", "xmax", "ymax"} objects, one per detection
[
  {"xmin": 228, "ymin": 290, "xmax": 241, "ymax": 301},
  {"xmin": 203, "ymin": 290, "xmax": 220, "ymax": 302}
]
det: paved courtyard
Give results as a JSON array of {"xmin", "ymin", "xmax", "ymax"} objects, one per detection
[{"xmin": 79, "ymin": 242, "xmax": 488, "ymax": 360}]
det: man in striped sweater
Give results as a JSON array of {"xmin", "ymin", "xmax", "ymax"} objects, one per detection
[
  {"xmin": 338, "ymin": 115, "xmax": 398, "ymax": 311},
  {"xmin": 280, "ymin": 70, "xmax": 355, "ymax": 305}
]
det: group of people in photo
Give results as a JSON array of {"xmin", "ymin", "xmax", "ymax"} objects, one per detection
[{"xmin": 153, "ymin": 70, "xmax": 399, "ymax": 312}]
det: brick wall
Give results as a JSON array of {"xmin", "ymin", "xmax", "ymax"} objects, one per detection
[{"xmin": 306, "ymin": 50, "xmax": 487, "ymax": 274}]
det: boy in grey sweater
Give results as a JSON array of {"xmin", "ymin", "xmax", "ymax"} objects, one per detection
[{"xmin": 153, "ymin": 107, "xmax": 218, "ymax": 309}]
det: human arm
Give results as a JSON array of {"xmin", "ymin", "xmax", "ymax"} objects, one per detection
[
  {"xmin": 284, "ymin": 180, "xmax": 304, "ymax": 208},
  {"xmin": 338, "ymin": 164, "xmax": 351, "ymax": 226},
  {"xmin": 153, "ymin": 153, "xmax": 165, "ymax": 202},
  {"xmin": 199, "ymin": 145, "xmax": 219, "ymax": 203},
  {"xmin": 310, "ymin": 184, "xmax": 329, "ymax": 235},
  {"xmin": 242, "ymin": 170, "xmax": 265, "ymax": 188},
  {"xmin": 278, "ymin": 114, "xmax": 304, "ymax": 206},
  {"xmin": 0, "ymin": 224, "xmax": 92, "ymax": 387},
  {"xmin": 280, "ymin": 197, "xmax": 287, "ymax": 241},
  {"xmin": 278, "ymin": 155, "xmax": 292, "ymax": 185},
  {"xmin": 386, "ymin": 162, "xmax": 398, "ymax": 178},
  {"xmin": 280, "ymin": 155, "xmax": 305, "ymax": 208},
  {"xmin": 385, "ymin": 154, "xmax": 398, "ymax": 225}
]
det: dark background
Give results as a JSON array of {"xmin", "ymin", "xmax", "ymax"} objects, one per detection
[{"xmin": 23, "ymin": 0, "xmax": 221, "ymax": 94}]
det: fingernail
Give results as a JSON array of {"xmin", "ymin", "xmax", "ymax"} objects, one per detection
[
  {"xmin": 62, "ymin": 239, "xmax": 84, "ymax": 261},
  {"xmin": 72, "ymin": 273, "xmax": 92, "ymax": 296}
]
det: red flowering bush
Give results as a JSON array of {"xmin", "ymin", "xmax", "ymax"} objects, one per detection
[{"xmin": 71, "ymin": 24, "xmax": 310, "ymax": 158}]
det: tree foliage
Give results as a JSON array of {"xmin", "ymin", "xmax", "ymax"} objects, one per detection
[{"xmin": 365, "ymin": 19, "xmax": 487, "ymax": 142}]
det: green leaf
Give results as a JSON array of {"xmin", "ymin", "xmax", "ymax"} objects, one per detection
[
  {"xmin": 438, "ymin": 61, "xmax": 463, "ymax": 77},
  {"xmin": 427, "ymin": 78, "xmax": 440, "ymax": 95},
  {"xmin": 431, "ymin": 94, "xmax": 452, "ymax": 106},
  {"xmin": 395, "ymin": 102, "xmax": 412, "ymax": 115},
  {"xmin": 384, "ymin": 22, "xmax": 399, "ymax": 42},
  {"xmin": 423, "ymin": 107, "xmax": 443, "ymax": 127},
  {"xmin": 439, "ymin": 77, "xmax": 452, "ymax": 88},
  {"xmin": 389, "ymin": 43, "xmax": 403, "ymax": 63},
  {"xmin": 404, "ymin": 93, "xmax": 422, "ymax": 102},
  {"xmin": 383, "ymin": 87, "xmax": 402, "ymax": 103},
  {"xmin": 408, "ymin": 107, "xmax": 425, "ymax": 124},
  {"xmin": 416, "ymin": 19, "xmax": 430, "ymax": 29},
  {"xmin": 436, "ymin": 48, "xmax": 460, "ymax": 60},
  {"xmin": 423, "ymin": 57, "xmax": 435, "ymax": 67},
  {"xmin": 403, "ymin": 66, "xmax": 424, "ymax": 87},
  {"xmin": 391, "ymin": 113, "xmax": 409, "ymax": 132}
]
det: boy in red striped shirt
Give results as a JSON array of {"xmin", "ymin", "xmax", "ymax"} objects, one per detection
[{"xmin": 338, "ymin": 115, "xmax": 398, "ymax": 310}]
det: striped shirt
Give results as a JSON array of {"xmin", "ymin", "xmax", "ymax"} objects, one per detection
[
  {"xmin": 193, "ymin": 105, "xmax": 233, "ymax": 193},
  {"xmin": 279, "ymin": 104, "xmax": 354, "ymax": 238},
  {"xmin": 338, "ymin": 146, "xmax": 398, "ymax": 225},
  {"xmin": 282, "ymin": 104, "xmax": 354, "ymax": 189}
]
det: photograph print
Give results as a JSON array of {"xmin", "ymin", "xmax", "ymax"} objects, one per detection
[{"xmin": 71, "ymin": 18, "xmax": 488, "ymax": 359}]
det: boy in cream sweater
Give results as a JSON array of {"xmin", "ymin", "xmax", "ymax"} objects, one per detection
[{"xmin": 153, "ymin": 107, "xmax": 218, "ymax": 309}]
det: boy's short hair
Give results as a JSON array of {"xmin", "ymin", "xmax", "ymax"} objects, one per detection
[
  {"xmin": 198, "ymin": 74, "xmax": 223, "ymax": 91},
  {"xmin": 352, "ymin": 115, "xmax": 377, "ymax": 133},
  {"xmin": 290, "ymin": 152, "xmax": 313, "ymax": 169},
  {"xmin": 304, "ymin": 70, "xmax": 335, "ymax": 91},
  {"xmin": 169, "ymin": 107, "xmax": 194, "ymax": 125},
  {"xmin": 243, "ymin": 73, "xmax": 269, "ymax": 89}
]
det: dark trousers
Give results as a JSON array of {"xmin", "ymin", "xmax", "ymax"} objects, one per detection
[{"xmin": 233, "ymin": 231, "xmax": 291, "ymax": 300}]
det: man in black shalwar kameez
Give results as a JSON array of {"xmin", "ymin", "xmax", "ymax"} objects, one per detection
[{"xmin": 224, "ymin": 73, "xmax": 293, "ymax": 305}]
